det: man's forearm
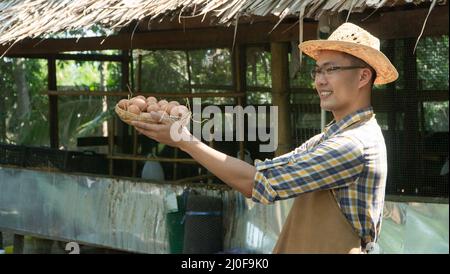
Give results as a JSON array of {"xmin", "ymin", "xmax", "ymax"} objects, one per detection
[{"xmin": 180, "ymin": 137, "xmax": 257, "ymax": 198}]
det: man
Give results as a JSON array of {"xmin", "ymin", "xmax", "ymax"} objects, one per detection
[{"xmin": 131, "ymin": 23, "xmax": 398, "ymax": 253}]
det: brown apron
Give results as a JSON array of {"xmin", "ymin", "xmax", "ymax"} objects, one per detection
[{"xmin": 272, "ymin": 190, "xmax": 362, "ymax": 254}]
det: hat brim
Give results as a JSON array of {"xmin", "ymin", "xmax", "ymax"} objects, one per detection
[{"xmin": 299, "ymin": 40, "xmax": 398, "ymax": 85}]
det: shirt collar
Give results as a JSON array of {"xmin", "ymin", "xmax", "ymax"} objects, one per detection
[{"xmin": 323, "ymin": 106, "xmax": 374, "ymax": 139}]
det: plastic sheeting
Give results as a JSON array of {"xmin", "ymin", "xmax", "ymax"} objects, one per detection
[
  {"xmin": 0, "ymin": 166, "xmax": 448, "ymax": 253},
  {"xmin": 378, "ymin": 201, "xmax": 449, "ymax": 254}
]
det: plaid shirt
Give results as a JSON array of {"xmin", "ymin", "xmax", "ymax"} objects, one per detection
[{"xmin": 252, "ymin": 107, "xmax": 387, "ymax": 244}]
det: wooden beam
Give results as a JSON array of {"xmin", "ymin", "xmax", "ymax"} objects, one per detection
[
  {"xmin": 108, "ymin": 154, "xmax": 197, "ymax": 163},
  {"xmin": 353, "ymin": 4, "xmax": 448, "ymax": 40},
  {"xmin": 5, "ymin": 53, "xmax": 123, "ymax": 62},
  {"xmin": 1, "ymin": 22, "xmax": 318, "ymax": 55},
  {"xmin": 185, "ymin": 84, "xmax": 233, "ymax": 91},
  {"xmin": 47, "ymin": 90, "xmax": 246, "ymax": 98},
  {"xmin": 271, "ymin": 42, "xmax": 292, "ymax": 156},
  {"xmin": 232, "ymin": 45, "xmax": 247, "ymax": 160}
]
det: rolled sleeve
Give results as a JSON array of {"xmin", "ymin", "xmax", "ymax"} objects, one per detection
[
  {"xmin": 252, "ymin": 136, "xmax": 365, "ymax": 204},
  {"xmin": 252, "ymin": 159, "xmax": 288, "ymax": 204}
]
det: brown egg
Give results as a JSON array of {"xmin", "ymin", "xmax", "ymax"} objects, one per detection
[
  {"xmin": 165, "ymin": 102, "xmax": 177, "ymax": 114},
  {"xmin": 170, "ymin": 105, "xmax": 189, "ymax": 118},
  {"xmin": 139, "ymin": 112, "xmax": 154, "ymax": 122},
  {"xmin": 157, "ymin": 110, "xmax": 167, "ymax": 116},
  {"xmin": 158, "ymin": 99, "xmax": 169, "ymax": 107},
  {"xmin": 147, "ymin": 103, "xmax": 160, "ymax": 113},
  {"xmin": 146, "ymin": 96, "xmax": 158, "ymax": 104},
  {"xmin": 118, "ymin": 99, "xmax": 129, "ymax": 110},
  {"xmin": 130, "ymin": 98, "xmax": 147, "ymax": 111},
  {"xmin": 128, "ymin": 104, "xmax": 141, "ymax": 115},
  {"xmin": 177, "ymin": 105, "xmax": 189, "ymax": 115},
  {"xmin": 158, "ymin": 101, "xmax": 169, "ymax": 114}
]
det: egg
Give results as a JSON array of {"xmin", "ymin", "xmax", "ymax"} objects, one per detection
[
  {"xmin": 147, "ymin": 103, "xmax": 160, "ymax": 113},
  {"xmin": 158, "ymin": 101, "xmax": 169, "ymax": 114},
  {"xmin": 140, "ymin": 112, "xmax": 154, "ymax": 122},
  {"xmin": 136, "ymin": 95, "xmax": 146, "ymax": 100},
  {"xmin": 177, "ymin": 105, "xmax": 189, "ymax": 115},
  {"xmin": 165, "ymin": 102, "xmax": 177, "ymax": 114},
  {"xmin": 118, "ymin": 99, "xmax": 129, "ymax": 110},
  {"xmin": 169, "ymin": 101, "xmax": 180, "ymax": 106},
  {"xmin": 157, "ymin": 110, "xmax": 168, "ymax": 117},
  {"xmin": 146, "ymin": 96, "xmax": 158, "ymax": 104},
  {"xmin": 158, "ymin": 99, "xmax": 169, "ymax": 107},
  {"xmin": 130, "ymin": 98, "xmax": 147, "ymax": 111},
  {"xmin": 170, "ymin": 105, "xmax": 189, "ymax": 118},
  {"xmin": 128, "ymin": 104, "xmax": 141, "ymax": 115}
]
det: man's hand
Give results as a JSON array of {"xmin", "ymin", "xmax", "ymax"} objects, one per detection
[
  {"xmin": 132, "ymin": 110, "xmax": 256, "ymax": 198},
  {"xmin": 131, "ymin": 111, "xmax": 195, "ymax": 149}
]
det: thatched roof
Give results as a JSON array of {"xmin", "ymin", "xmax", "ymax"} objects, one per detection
[{"xmin": 0, "ymin": 0, "xmax": 435, "ymax": 47}]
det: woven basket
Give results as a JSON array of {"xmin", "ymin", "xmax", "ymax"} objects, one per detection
[{"xmin": 115, "ymin": 104, "xmax": 191, "ymax": 126}]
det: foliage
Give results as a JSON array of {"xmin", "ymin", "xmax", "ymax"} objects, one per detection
[
  {"xmin": 57, "ymin": 97, "xmax": 115, "ymax": 149},
  {"xmin": 135, "ymin": 49, "xmax": 233, "ymax": 104},
  {"xmin": 190, "ymin": 49, "xmax": 232, "ymax": 86},
  {"xmin": 0, "ymin": 58, "xmax": 48, "ymax": 146},
  {"xmin": 416, "ymin": 35, "xmax": 449, "ymax": 91},
  {"xmin": 136, "ymin": 50, "xmax": 189, "ymax": 93},
  {"xmin": 423, "ymin": 101, "xmax": 449, "ymax": 132}
]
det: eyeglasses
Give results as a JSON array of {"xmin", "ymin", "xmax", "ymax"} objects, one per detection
[{"xmin": 310, "ymin": 65, "xmax": 367, "ymax": 80}]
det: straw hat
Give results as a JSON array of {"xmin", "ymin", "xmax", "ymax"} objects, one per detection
[{"xmin": 299, "ymin": 23, "xmax": 398, "ymax": 85}]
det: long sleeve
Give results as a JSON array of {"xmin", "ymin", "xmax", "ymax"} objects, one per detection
[{"xmin": 252, "ymin": 135, "xmax": 365, "ymax": 204}]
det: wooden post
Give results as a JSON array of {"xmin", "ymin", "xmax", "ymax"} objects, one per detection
[
  {"xmin": 108, "ymin": 112, "xmax": 114, "ymax": 176},
  {"xmin": 48, "ymin": 56, "xmax": 58, "ymax": 149},
  {"xmin": 271, "ymin": 42, "xmax": 292, "ymax": 157},
  {"xmin": 384, "ymin": 39, "xmax": 398, "ymax": 189},
  {"xmin": 132, "ymin": 128, "xmax": 138, "ymax": 177},
  {"xmin": 0, "ymin": 89, "xmax": 5, "ymax": 143},
  {"xmin": 403, "ymin": 38, "xmax": 419, "ymax": 191},
  {"xmin": 270, "ymin": 42, "xmax": 292, "ymax": 233},
  {"xmin": 129, "ymin": 51, "xmax": 139, "ymax": 177},
  {"xmin": 384, "ymin": 40, "xmax": 397, "ymax": 132},
  {"xmin": 137, "ymin": 54, "xmax": 142, "ymax": 92},
  {"xmin": 118, "ymin": 50, "xmax": 131, "ymax": 153},
  {"xmin": 131, "ymin": 51, "xmax": 138, "ymax": 177},
  {"xmin": 232, "ymin": 45, "xmax": 247, "ymax": 160}
]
